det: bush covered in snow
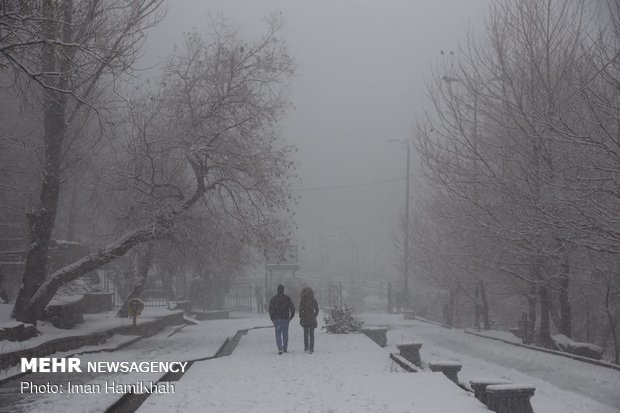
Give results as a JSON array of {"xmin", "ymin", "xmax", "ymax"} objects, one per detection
[
  {"xmin": 323, "ymin": 306, "xmax": 364, "ymax": 333},
  {"xmin": 552, "ymin": 334, "xmax": 604, "ymax": 360}
]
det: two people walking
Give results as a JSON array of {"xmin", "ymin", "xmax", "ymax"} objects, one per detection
[{"xmin": 269, "ymin": 284, "xmax": 319, "ymax": 355}]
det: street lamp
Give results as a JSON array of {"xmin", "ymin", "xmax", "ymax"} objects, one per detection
[{"xmin": 388, "ymin": 138, "xmax": 411, "ymax": 309}]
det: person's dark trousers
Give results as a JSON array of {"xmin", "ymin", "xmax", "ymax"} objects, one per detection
[
  {"xmin": 274, "ymin": 319, "xmax": 290, "ymax": 351},
  {"xmin": 303, "ymin": 327, "xmax": 315, "ymax": 351}
]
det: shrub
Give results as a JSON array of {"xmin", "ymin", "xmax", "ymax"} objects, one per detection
[{"xmin": 323, "ymin": 306, "xmax": 364, "ymax": 333}]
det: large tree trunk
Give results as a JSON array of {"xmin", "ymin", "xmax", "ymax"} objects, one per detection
[
  {"xmin": 445, "ymin": 288, "xmax": 457, "ymax": 327},
  {"xmin": 558, "ymin": 253, "xmax": 572, "ymax": 337},
  {"xmin": 527, "ymin": 285, "xmax": 537, "ymax": 345},
  {"xmin": 16, "ymin": 156, "xmax": 205, "ymax": 322},
  {"xmin": 604, "ymin": 279, "xmax": 619, "ymax": 364},
  {"xmin": 539, "ymin": 285, "xmax": 553, "ymax": 348},
  {"xmin": 22, "ymin": 224, "xmax": 170, "ymax": 323},
  {"xmin": 479, "ymin": 279, "xmax": 490, "ymax": 330},
  {"xmin": 474, "ymin": 282, "xmax": 480, "ymax": 329},
  {"xmin": 117, "ymin": 244, "xmax": 154, "ymax": 317},
  {"xmin": 12, "ymin": 0, "xmax": 69, "ymax": 322}
]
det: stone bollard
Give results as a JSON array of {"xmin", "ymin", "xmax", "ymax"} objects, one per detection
[
  {"xmin": 485, "ymin": 384, "xmax": 535, "ymax": 413},
  {"xmin": 396, "ymin": 343, "xmax": 423, "ymax": 365},
  {"xmin": 362, "ymin": 328, "xmax": 388, "ymax": 347},
  {"xmin": 428, "ymin": 361, "xmax": 462, "ymax": 385},
  {"xmin": 469, "ymin": 378, "xmax": 512, "ymax": 405}
]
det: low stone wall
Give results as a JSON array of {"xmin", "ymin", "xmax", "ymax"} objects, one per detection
[
  {"xmin": 191, "ymin": 310, "xmax": 230, "ymax": 320},
  {"xmin": 45, "ymin": 299, "xmax": 85, "ymax": 329},
  {"xmin": 485, "ymin": 384, "xmax": 535, "ymax": 413},
  {"xmin": 389, "ymin": 353, "xmax": 418, "ymax": 372},
  {"xmin": 402, "ymin": 311, "xmax": 416, "ymax": 320},
  {"xmin": 428, "ymin": 361, "xmax": 462, "ymax": 384},
  {"xmin": 0, "ymin": 311, "xmax": 184, "ymax": 370},
  {"xmin": 470, "ymin": 378, "xmax": 512, "ymax": 405},
  {"xmin": 81, "ymin": 293, "xmax": 113, "ymax": 314},
  {"xmin": 362, "ymin": 328, "xmax": 387, "ymax": 347},
  {"xmin": 397, "ymin": 343, "xmax": 423, "ymax": 366},
  {"xmin": 465, "ymin": 329, "xmax": 620, "ymax": 371},
  {"xmin": 0, "ymin": 323, "xmax": 39, "ymax": 342},
  {"xmin": 43, "ymin": 293, "xmax": 114, "ymax": 329},
  {"xmin": 108, "ymin": 311, "xmax": 185, "ymax": 337}
]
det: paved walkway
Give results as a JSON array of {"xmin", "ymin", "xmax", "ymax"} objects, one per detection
[{"xmin": 138, "ymin": 322, "xmax": 489, "ymax": 413}]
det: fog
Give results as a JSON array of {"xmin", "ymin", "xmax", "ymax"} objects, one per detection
[{"xmin": 140, "ymin": 0, "xmax": 489, "ymax": 279}]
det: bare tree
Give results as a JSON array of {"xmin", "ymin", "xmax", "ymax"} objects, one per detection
[
  {"xmin": 1, "ymin": 0, "xmax": 166, "ymax": 322},
  {"xmin": 414, "ymin": 0, "xmax": 599, "ymax": 347},
  {"xmin": 19, "ymin": 14, "xmax": 296, "ymax": 322}
]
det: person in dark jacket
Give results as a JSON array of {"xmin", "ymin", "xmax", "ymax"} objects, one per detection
[
  {"xmin": 299, "ymin": 287, "xmax": 319, "ymax": 353},
  {"xmin": 269, "ymin": 284, "xmax": 295, "ymax": 355}
]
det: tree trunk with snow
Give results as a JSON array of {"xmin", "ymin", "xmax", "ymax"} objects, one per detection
[
  {"xmin": 22, "ymin": 224, "xmax": 171, "ymax": 323},
  {"xmin": 527, "ymin": 287, "xmax": 537, "ymax": 345},
  {"xmin": 558, "ymin": 254, "xmax": 572, "ymax": 337},
  {"xmin": 12, "ymin": 0, "xmax": 70, "ymax": 322},
  {"xmin": 6, "ymin": 0, "xmax": 165, "ymax": 323},
  {"xmin": 479, "ymin": 280, "xmax": 490, "ymax": 330},
  {"xmin": 539, "ymin": 285, "xmax": 553, "ymax": 348},
  {"xmin": 117, "ymin": 243, "xmax": 155, "ymax": 317}
]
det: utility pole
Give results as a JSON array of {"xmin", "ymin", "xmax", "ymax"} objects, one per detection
[
  {"xmin": 403, "ymin": 142, "xmax": 410, "ymax": 308},
  {"xmin": 389, "ymin": 138, "xmax": 412, "ymax": 309}
]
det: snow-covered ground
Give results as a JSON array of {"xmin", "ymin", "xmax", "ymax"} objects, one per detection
[
  {"xmin": 138, "ymin": 322, "xmax": 489, "ymax": 413},
  {"xmin": 2, "ymin": 310, "xmax": 619, "ymax": 412},
  {"xmin": 0, "ymin": 304, "xmax": 179, "ymax": 353},
  {"xmin": 0, "ymin": 314, "xmax": 265, "ymax": 413},
  {"xmin": 362, "ymin": 313, "xmax": 620, "ymax": 413}
]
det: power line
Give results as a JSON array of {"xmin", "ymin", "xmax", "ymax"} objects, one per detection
[{"xmin": 294, "ymin": 176, "xmax": 405, "ymax": 192}]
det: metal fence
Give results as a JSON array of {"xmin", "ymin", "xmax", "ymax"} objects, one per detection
[
  {"xmin": 141, "ymin": 290, "xmax": 169, "ymax": 307},
  {"xmin": 100, "ymin": 271, "xmax": 170, "ymax": 308},
  {"xmin": 224, "ymin": 284, "xmax": 254, "ymax": 312}
]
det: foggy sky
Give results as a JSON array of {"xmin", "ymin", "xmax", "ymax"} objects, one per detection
[{"xmin": 140, "ymin": 0, "xmax": 489, "ymax": 278}]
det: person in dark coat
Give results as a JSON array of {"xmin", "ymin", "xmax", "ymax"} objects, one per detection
[
  {"xmin": 299, "ymin": 287, "xmax": 319, "ymax": 353},
  {"xmin": 269, "ymin": 284, "xmax": 295, "ymax": 355}
]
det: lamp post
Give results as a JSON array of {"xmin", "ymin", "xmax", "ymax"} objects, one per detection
[{"xmin": 389, "ymin": 138, "xmax": 411, "ymax": 308}]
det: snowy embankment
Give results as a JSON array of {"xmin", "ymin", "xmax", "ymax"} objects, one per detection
[
  {"xmin": 0, "ymin": 304, "xmax": 175, "ymax": 354},
  {"xmin": 362, "ymin": 313, "xmax": 620, "ymax": 413},
  {"xmin": 0, "ymin": 316, "xmax": 263, "ymax": 413}
]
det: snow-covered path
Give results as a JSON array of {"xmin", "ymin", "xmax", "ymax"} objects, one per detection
[
  {"xmin": 2, "ymin": 312, "xmax": 618, "ymax": 412},
  {"xmin": 138, "ymin": 322, "xmax": 489, "ymax": 413},
  {"xmin": 363, "ymin": 313, "xmax": 620, "ymax": 413},
  {"xmin": 0, "ymin": 317, "xmax": 262, "ymax": 413}
]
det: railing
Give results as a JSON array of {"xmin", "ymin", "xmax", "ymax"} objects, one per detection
[
  {"xmin": 142, "ymin": 290, "xmax": 169, "ymax": 307},
  {"xmin": 224, "ymin": 284, "xmax": 253, "ymax": 312}
]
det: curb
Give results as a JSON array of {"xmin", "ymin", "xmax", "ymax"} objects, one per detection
[
  {"xmin": 0, "ymin": 335, "xmax": 143, "ymax": 386},
  {"xmin": 414, "ymin": 316, "xmax": 452, "ymax": 329},
  {"xmin": 464, "ymin": 330, "xmax": 620, "ymax": 371},
  {"xmin": 0, "ymin": 311, "xmax": 185, "ymax": 371},
  {"xmin": 105, "ymin": 324, "xmax": 272, "ymax": 413}
]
